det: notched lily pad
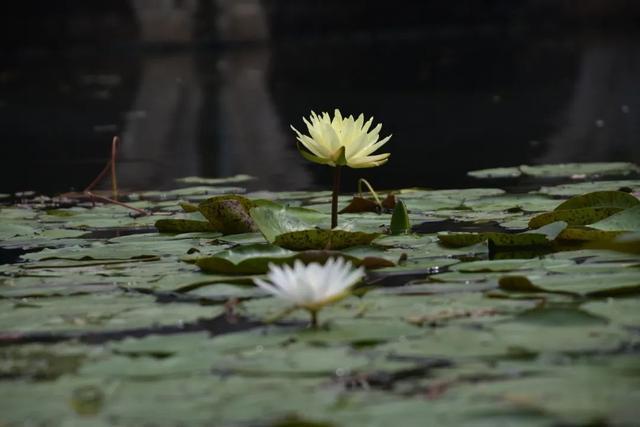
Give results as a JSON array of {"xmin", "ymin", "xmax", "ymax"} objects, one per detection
[
  {"xmin": 590, "ymin": 205, "xmax": 640, "ymax": 232},
  {"xmin": 196, "ymin": 244, "xmax": 296, "ymax": 274},
  {"xmin": 557, "ymin": 227, "xmax": 623, "ymax": 242},
  {"xmin": 555, "ymin": 190, "xmax": 639, "ymax": 211},
  {"xmin": 521, "ymin": 162, "xmax": 640, "ymax": 178},
  {"xmin": 468, "ymin": 166, "xmax": 522, "ymax": 179},
  {"xmin": 528, "ymin": 207, "xmax": 623, "ymax": 229},
  {"xmin": 499, "ymin": 272, "xmax": 640, "ymax": 297},
  {"xmin": 469, "ymin": 163, "xmax": 640, "ymax": 179},
  {"xmin": 249, "ymin": 206, "xmax": 312, "ymax": 243},
  {"xmin": 274, "ymin": 229, "xmax": 380, "ymax": 251},
  {"xmin": 195, "ymin": 244, "xmax": 396, "ymax": 274},
  {"xmin": 438, "ymin": 222, "xmax": 567, "ymax": 248},
  {"xmin": 250, "ymin": 205, "xmax": 377, "ymax": 250}
]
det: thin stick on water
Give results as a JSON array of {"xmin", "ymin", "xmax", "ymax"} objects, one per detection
[
  {"xmin": 85, "ymin": 191, "xmax": 148, "ymax": 216},
  {"xmin": 110, "ymin": 136, "xmax": 119, "ymax": 200},
  {"xmin": 82, "ymin": 136, "xmax": 149, "ymax": 216}
]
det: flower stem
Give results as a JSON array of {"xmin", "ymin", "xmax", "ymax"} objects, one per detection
[
  {"xmin": 110, "ymin": 136, "xmax": 119, "ymax": 201},
  {"xmin": 331, "ymin": 166, "xmax": 341, "ymax": 229}
]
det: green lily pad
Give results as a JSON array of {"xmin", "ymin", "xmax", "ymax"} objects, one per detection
[
  {"xmin": 586, "ymin": 232, "xmax": 640, "ymax": 254},
  {"xmin": 520, "ymin": 162, "xmax": 640, "ymax": 178},
  {"xmin": 528, "ymin": 207, "xmax": 623, "ymax": 229},
  {"xmin": 140, "ymin": 186, "xmax": 246, "ymax": 199},
  {"xmin": 155, "ymin": 218, "xmax": 221, "ymax": 233},
  {"xmin": 527, "ymin": 191, "xmax": 639, "ymax": 229},
  {"xmin": 197, "ymin": 195, "xmax": 257, "ymax": 234},
  {"xmin": 274, "ymin": 229, "xmax": 380, "ymax": 251},
  {"xmin": 557, "ymin": 227, "xmax": 623, "ymax": 242},
  {"xmin": 536, "ymin": 180, "xmax": 640, "ymax": 197},
  {"xmin": 249, "ymin": 205, "xmax": 312, "ymax": 243},
  {"xmin": 449, "ymin": 258, "xmax": 573, "ymax": 273},
  {"xmin": 555, "ymin": 190, "xmax": 639, "ymax": 211},
  {"xmin": 469, "ymin": 163, "xmax": 640, "ymax": 179},
  {"xmin": 0, "ymin": 293, "xmax": 224, "ymax": 333},
  {"xmin": 590, "ymin": 205, "xmax": 640, "ymax": 232},
  {"xmin": 438, "ymin": 221, "xmax": 567, "ymax": 248},
  {"xmin": 499, "ymin": 270, "xmax": 640, "ymax": 297},
  {"xmin": 175, "ymin": 174, "xmax": 254, "ymax": 185},
  {"xmin": 250, "ymin": 205, "xmax": 379, "ymax": 250},
  {"xmin": 4, "ymin": 170, "xmax": 640, "ymax": 427},
  {"xmin": 196, "ymin": 244, "xmax": 296, "ymax": 274},
  {"xmin": 468, "ymin": 166, "xmax": 523, "ymax": 179}
]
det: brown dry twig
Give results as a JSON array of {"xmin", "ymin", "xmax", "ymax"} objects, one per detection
[{"xmin": 80, "ymin": 136, "xmax": 149, "ymax": 216}]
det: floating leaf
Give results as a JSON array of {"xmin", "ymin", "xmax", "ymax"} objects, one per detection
[
  {"xmin": 438, "ymin": 221, "xmax": 567, "ymax": 248},
  {"xmin": 586, "ymin": 232, "xmax": 640, "ymax": 254},
  {"xmin": 195, "ymin": 244, "xmax": 397, "ymax": 274},
  {"xmin": 249, "ymin": 205, "xmax": 376, "ymax": 250},
  {"xmin": 249, "ymin": 206, "xmax": 312, "ymax": 243},
  {"xmin": 155, "ymin": 219, "xmax": 220, "ymax": 233},
  {"xmin": 499, "ymin": 270, "xmax": 640, "ymax": 297},
  {"xmin": 196, "ymin": 244, "xmax": 296, "ymax": 274},
  {"xmin": 295, "ymin": 248, "xmax": 396, "ymax": 269},
  {"xmin": 468, "ymin": 166, "xmax": 522, "ymax": 178},
  {"xmin": 175, "ymin": 174, "xmax": 254, "ymax": 185},
  {"xmin": 528, "ymin": 207, "xmax": 623, "ymax": 229},
  {"xmin": 590, "ymin": 205, "xmax": 640, "ymax": 232},
  {"xmin": 469, "ymin": 163, "xmax": 640, "ymax": 179},
  {"xmin": 274, "ymin": 229, "xmax": 380, "ymax": 251},
  {"xmin": 554, "ymin": 190, "xmax": 639, "ymax": 211},
  {"xmin": 450, "ymin": 258, "xmax": 572, "ymax": 273},
  {"xmin": 537, "ymin": 180, "xmax": 640, "ymax": 197},
  {"xmin": 520, "ymin": 162, "xmax": 640, "ymax": 178},
  {"xmin": 197, "ymin": 195, "xmax": 257, "ymax": 234},
  {"xmin": 557, "ymin": 227, "xmax": 623, "ymax": 242},
  {"xmin": 179, "ymin": 201, "xmax": 199, "ymax": 212}
]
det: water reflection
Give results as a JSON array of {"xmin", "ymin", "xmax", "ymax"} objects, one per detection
[
  {"xmin": 0, "ymin": 2, "xmax": 639, "ymax": 194},
  {"xmin": 537, "ymin": 35, "xmax": 640, "ymax": 164}
]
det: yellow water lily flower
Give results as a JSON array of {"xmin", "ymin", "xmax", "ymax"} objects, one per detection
[{"xmin": 291, "ymin": 109, "xmax": 391, "ymax": 168}]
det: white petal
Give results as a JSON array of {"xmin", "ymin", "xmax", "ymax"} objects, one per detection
[
  {"xmin": 321, "ymin": 122, "xmax": 342, "ymax": 153},
  {"xmin": 361, "ymin": 116, "xmax": 374, "ymax": 133},
  {"xmin": 353, "ymin": 135, "xmax": 391, "ymax": 158}
]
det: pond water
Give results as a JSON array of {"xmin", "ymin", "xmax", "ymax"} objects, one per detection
[{"xmin": 2, "ymin": 28, "xmax": 639, "ymax": 195}]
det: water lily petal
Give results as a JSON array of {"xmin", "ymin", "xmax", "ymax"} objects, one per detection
[{"xmin": 291, "ymin": 109, "xmax": 391, "ymax": 169}]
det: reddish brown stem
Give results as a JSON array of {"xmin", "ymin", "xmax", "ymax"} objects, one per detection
[
  {"xmin": 110, "ymin": 136, "xmax": 119, "ymax": 200},
  {"xmin": 84, "ymin": 160, "xmax": 112, "ymax": 193},
  {"xmin": 331, "ymin": 166, "xmax": 341, "ymax": 229},
  {"xmin": 81, "ymin": 136, "xmax": 149, "ymax": 216}
]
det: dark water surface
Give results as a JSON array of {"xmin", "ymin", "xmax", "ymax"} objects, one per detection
[{"xmin": 1, "ymin": 27, "xmax": 639, "ymax": 194}]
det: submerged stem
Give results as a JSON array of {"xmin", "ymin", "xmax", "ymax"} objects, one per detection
[
  {"xmin": 111, "ymin": 136, "xmax": 119, "ymax": 200},
  {"xmin": 331, "ymin": 166, "xmax": 341, "ymax": 229}
]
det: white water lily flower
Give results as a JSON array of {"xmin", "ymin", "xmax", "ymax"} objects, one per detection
[
  {"xmin": 254, "ymin": 258, "xmax": 365, "ymax": 325},
  {"xmin": 291, "ymin": 109, "xmax": 391, "ymax": 168}
]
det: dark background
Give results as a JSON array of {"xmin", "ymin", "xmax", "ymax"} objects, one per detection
[{"xmin": 1, "ymin": 0, "xmax": 639, "ymax": 194}]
